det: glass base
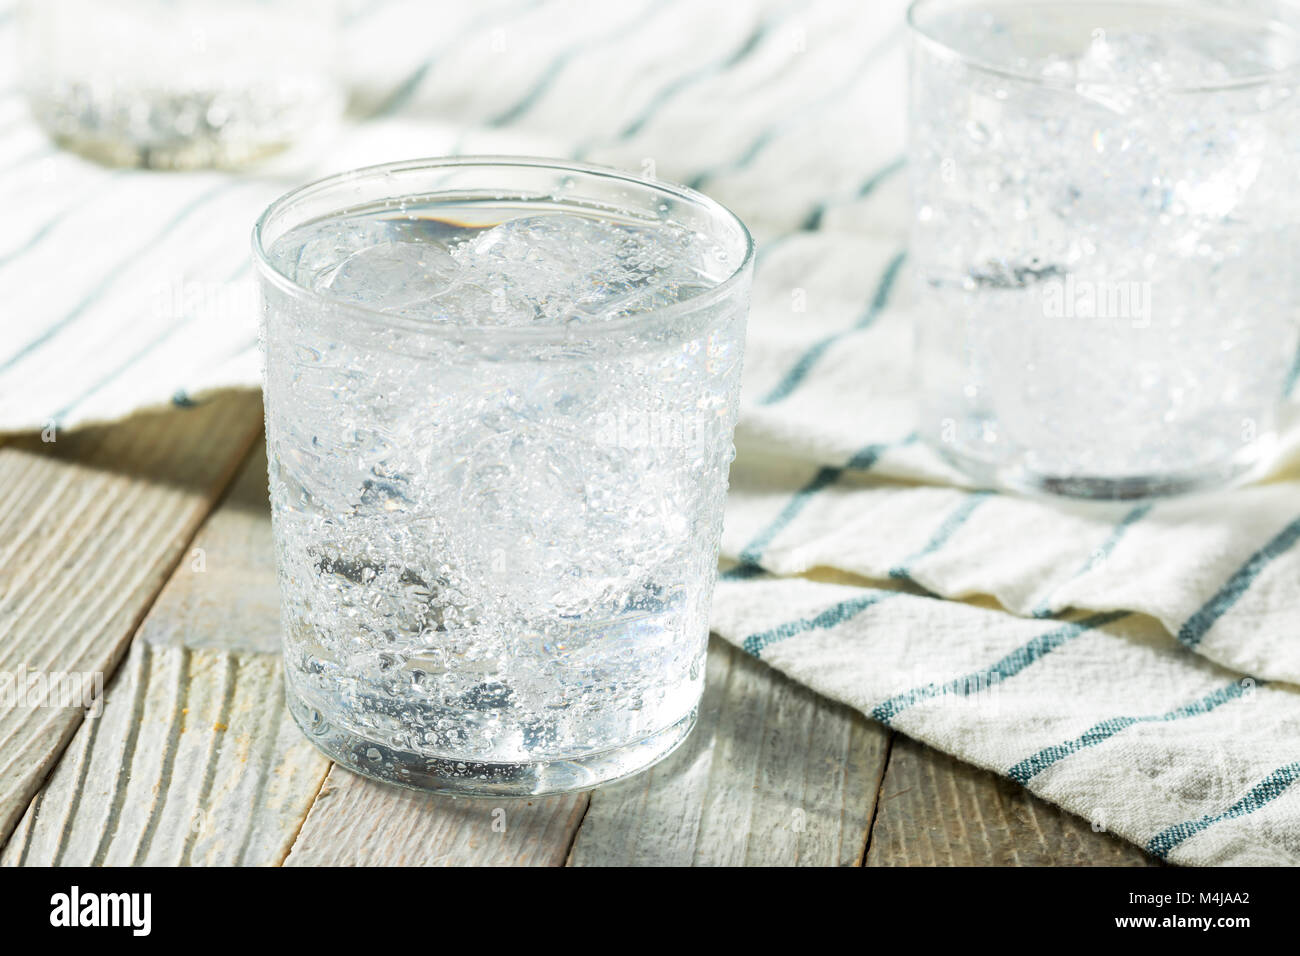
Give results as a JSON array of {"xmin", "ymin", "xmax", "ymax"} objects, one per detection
[
  {"xmin": 39, "ymin": 126, "xmax": 296, "ymax": 171},
  {"xmin": 25, "ymin": 88, "xmax": 339, "ymax": 170},
  {"xmin": 286, "ymin": 687, "xmax": 697, "ymax": 797},
  {"xmin": 932, "ymin": 441, "xmax": 1265, "ymax": 500}
]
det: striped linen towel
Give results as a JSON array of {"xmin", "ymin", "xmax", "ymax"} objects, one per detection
[{"xmin": 2, "ymin": 0, "xmax": 1299, "ymax": 864}]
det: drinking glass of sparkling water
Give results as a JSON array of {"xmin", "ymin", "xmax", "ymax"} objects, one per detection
[
  {"xmin": 19, "ymin": 0, "xmax": 343, "ymax": 169},
  {"xmin": 908, "ymin": 0, "xmax": 1300, "ymax": 498},
  {"xmin": 253, "ymin": 157, "xmax": 753, "ymax": 795}
]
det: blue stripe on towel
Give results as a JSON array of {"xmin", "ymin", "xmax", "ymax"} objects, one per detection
[
  {"xmin": 52, "ymin": 261, "xmax": 252, "ymax": 424},
  {"xmin": 0, "ymin": 144, "xmax": 56, "ymax": 176},
  {"xmin": 1145, "ymin": 760, "xmax": 1300, "ymax": 860},
  {"xmin": 607, "ymin": 5, "xmax": 791, "ymax": 145},
  {"xmin": 801, "ymin": 155, "xmax": 905, "ymax": 232},
  {"xmin": 0, "ymin": 181, "xmax": 238, "ymax": 376},
  {"xmin": 0, "ymin": 172, "xmax": 126, "ymax": 274},
  {"xmin": 489, "ymin": 0, "xmax": 677, "ymax": 128},
  {"xmin": 722, "ymin": 436, "xmax": 909, "ymax": 579},
  {"xmin": 889, "ymin": 491, "xmax": 992, "ymax": 586},
  {"xmin": 1008, "ymin": 680, "xmax": 1252, "ymax": 785},
  {"xmin": 1284, "ymin": 342, "xmax": 1300, "ymax": 397},
  {"xmin": 752, "ymin": 155, "xmax": 900, "ymax": 268},
  {"xmin": 740, "ymin": 589, "xmax": 899, "ymax": 657},
  {"xmin": 0, "ymin": 202, "xmax": 82, "ymax": 274},
  {"xmin": 370, "ymin": 0, "xmax": 550, "ymax": 118},
  {"xmin": 758, "ymin": 249, "xmax": 907, "ymax": 406},
  {"xmin": 687, "ymin": 24, "xmax": 903, "ymax": 191},
  {"xmin": 1177, "ymin": 514, "xmax": 1300, "ymax": 649},
  {"xmin": 736, "ymin": 466, "xmax": 842, "ymax": 563},
  {"xmin": 344, "ymin": 0, "xmax": 403, "ymax": 25},
  {"xmin": 870, "ymin": 610, "xmax": 1129, "ymax": 725},
  {"xmin": 1030, "ymin": 502, "xmax": 1153, "ymax": 619}
]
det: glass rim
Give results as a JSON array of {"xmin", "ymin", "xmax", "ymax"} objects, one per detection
[
  {"xmin": 906, "ymin": 0, "xmax": 1300, "ymax": 94},
  {"xmin": 251, "ymin": 155, "xmax": 755, "ymax": 344}
]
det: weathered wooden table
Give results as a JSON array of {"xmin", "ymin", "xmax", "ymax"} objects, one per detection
[{"xmin": 0, "ymin": 394, "xmax": 1159, "ymax": 866}]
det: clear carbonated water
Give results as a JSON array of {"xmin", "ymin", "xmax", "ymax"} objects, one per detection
[
  {"xmin": 910, "ymin": 1, "xmax": 1300, "ymax": 496},
  {"xmin": 261, "ymin": 194, "xmax": 746, "ymax": 791}
]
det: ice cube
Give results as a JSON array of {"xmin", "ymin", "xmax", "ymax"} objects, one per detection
[
  {"xmin": 1073, "ymin": 31, "xmax": 1238, "ymax": 114},
  {"xmin": 318, "ymin": 241, "xmax": 462, "ymax": 312},
  {"xmin": 453, "ymin": 213, "xmax": 710, "ymax": 324}
]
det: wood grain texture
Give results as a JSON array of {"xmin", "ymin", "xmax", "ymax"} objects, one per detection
[
  {"xmin": 1, "ymin": 642, "xmax": 328, "ymax": 866},
  {"xmin": 568, "ymin": 638, "xmax": 889, "ymax": 866},
  {"xmin": 137, "ymin": 440, "xmax": 285, "ymax": 655},
  {"xmin": 2, "ymin": 443, "xmax": 331, "ymax": 866},
  {"xmin": 284, "ymin": 768, "xmax": 588, "ymax": 866},
  {"xmin": 864, "ymin": 733, "xmax": 1161, "ymax": 867},
  {"xmin": 0, "ymin": 393, "xmax": 264, "ymax": 845}
]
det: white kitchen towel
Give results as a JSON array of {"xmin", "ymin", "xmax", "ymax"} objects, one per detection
[
  {"xmin": 711, "ymin": 574, "xmax": 1300, "ymax": 866},
  {"xmin": 2, "ymin": 0, "xmax": 1299, "ymax": 865}
]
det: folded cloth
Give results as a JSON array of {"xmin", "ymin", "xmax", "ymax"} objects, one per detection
[
  {"xmin": 711, "ymin": 575, "xmax": 1300, "ymax": 866},
  {"xmin": 1, "ymin": 0, "xmax": 1297, "ymax": 864}
]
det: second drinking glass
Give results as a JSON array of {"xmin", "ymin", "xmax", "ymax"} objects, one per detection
[{"xmin": 909, "ymin": 0, "xmax": 1300, "ymax": 498}]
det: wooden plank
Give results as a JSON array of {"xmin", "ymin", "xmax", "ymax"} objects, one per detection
[
  {"xmin": 1, "ymin": 642, "xmax": 329, "ymax": 866},
  {"xmin": 2, "ymin": 444, "xmax": 332, "ymax": 866},
  {"xmin": 131, "ymin": 440, "xmax": 285, "ymax": 655},
  {"xmin": 864, "ymin": 733, "xmax": 1161, "ymax": 866},
  {"xmin": 283, "ymin": 769, "xmax": 588, "ymax": 867},
  {"xmin": 0, "ymin": 392, "xmax": 263, "ymax": 845},
  {"xmin": 567, "ymin": 638, "xmax": 889, "ymax": 866}
]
